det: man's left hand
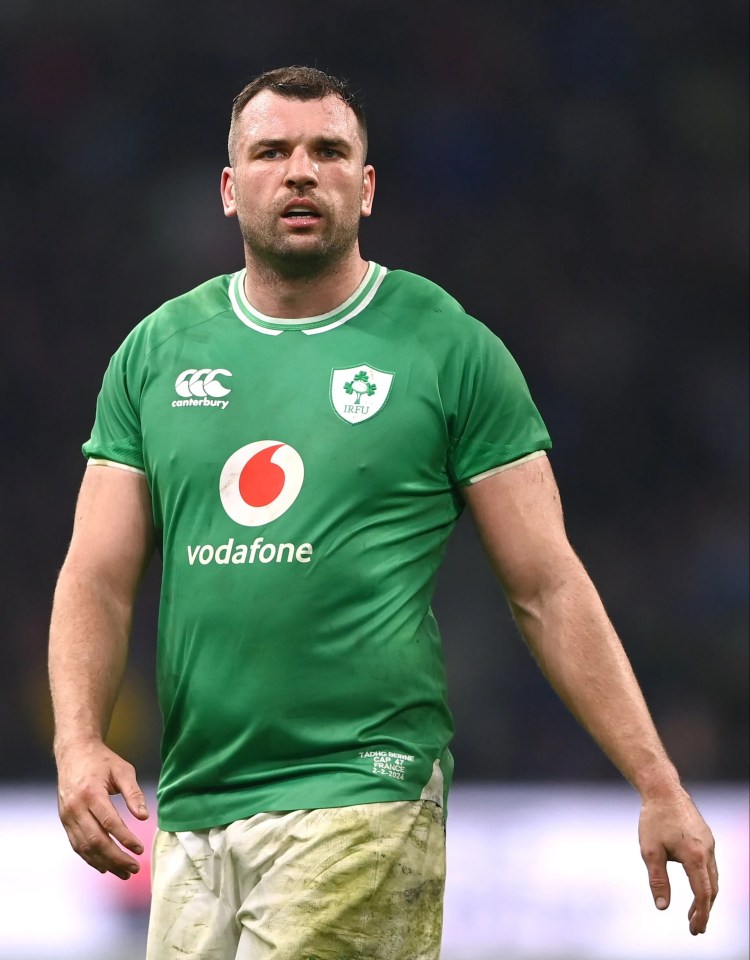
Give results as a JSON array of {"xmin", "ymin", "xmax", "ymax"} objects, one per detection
[{"xmin": 638, "ymin": 789, "xmax": 718, "ymax": 935}]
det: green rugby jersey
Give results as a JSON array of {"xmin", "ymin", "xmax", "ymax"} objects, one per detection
[{"xmin": 83, "ymin": 262, "xmax": 551, "ymax": 831}]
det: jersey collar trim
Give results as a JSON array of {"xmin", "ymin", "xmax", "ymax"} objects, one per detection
[{"xmin": 228, "ymin": 262, "xmax": 387, "ymax": 336}]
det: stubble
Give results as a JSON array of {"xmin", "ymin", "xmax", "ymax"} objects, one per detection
[{"xmin": 236, "ymin": 193, "xmax": 363, "ymax": 282}]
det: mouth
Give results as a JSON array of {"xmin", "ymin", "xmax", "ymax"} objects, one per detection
[{"xmin": 280, "ymin": 200, "xmax": 322, "ymax": 228}]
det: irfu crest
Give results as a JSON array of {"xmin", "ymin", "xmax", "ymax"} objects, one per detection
[{"xmin": 330, "ymin": 364, "xmax": 395, "ymax": 424}]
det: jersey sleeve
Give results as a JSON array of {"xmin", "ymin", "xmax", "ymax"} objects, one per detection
[
  {"xmin": 81, "ymin": 335, "xmax": 145, "ymax": 471},
  {"xmin": 447, "ymin": 321, "xmax": 551, "ymax": 486}
]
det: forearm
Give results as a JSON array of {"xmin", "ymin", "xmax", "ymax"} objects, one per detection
[
  {"xmin": 466, "ymin": 458, "xmax": 717, "ymax": 932},
  {"xmin": 49, "ymin": 561, "xmax": 133, "ymax": 755},
  {"xmin": 49, "ymin": 466, "xmax": 153, "ymax": 878},
  {"xmin": 510, "ymin": 554, "xmax": 683, "ymax": 800}
]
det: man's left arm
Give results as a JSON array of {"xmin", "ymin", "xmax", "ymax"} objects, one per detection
[{"xmin": 464, "ymin": 454, "xmax": 718, "ymax": 936}]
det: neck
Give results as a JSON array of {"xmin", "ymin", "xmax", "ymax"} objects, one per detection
[{"xmin": 243, "ymin": 249, "xmax": 369, "ymax": 319}]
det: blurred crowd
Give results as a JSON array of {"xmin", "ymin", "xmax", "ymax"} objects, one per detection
[{"xmin": 1, "ymin": 0, "xmax": 747, "ymax": 785}]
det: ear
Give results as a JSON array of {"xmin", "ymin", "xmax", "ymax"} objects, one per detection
[
  {"xmin": 221, "ymin": 167, "xmax": 237, "ymax": 218},
  {"xmin": 360, "ymin": 164, "xmax": 375, "ymax": 218}
]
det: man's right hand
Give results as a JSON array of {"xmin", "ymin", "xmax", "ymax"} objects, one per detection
[{"xmin": 56, "ymin": 740, "xmax": 150, "ymax": 880}]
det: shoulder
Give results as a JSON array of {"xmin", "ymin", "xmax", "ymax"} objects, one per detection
[
  {"xmin": 375, "ymin": 268, "xmax": 506, "ymax": 353},
  {"xmin": 116, "ymin": 273, "xmax": 235, "ymax": 362},
  {"xmin": 376, "ymin": 269, "xmax": 465, "ymax": 318}
]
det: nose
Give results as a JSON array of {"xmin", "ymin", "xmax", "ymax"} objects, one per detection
[{"xmin": 284, "ymin": 147, "xmax": 318, "ymax": 190}]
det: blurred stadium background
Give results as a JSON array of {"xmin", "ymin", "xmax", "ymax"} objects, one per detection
[{"xmin": 1, "ymin": 1, "xmax": 747, "ymax": 957}]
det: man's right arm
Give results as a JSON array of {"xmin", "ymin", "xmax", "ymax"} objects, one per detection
[{"xmin": 49, "ymin": 463, "xmax": 155, "ymax": 880}]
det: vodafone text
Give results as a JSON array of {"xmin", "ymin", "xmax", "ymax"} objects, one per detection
[{"xmin": 187, "ymin": 537, "xmax": 313, "ymax": 565}]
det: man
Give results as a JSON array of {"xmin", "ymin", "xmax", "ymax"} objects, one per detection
[{"xmin": 49, "ymin": 66, "xmax": 718, "ymax": 959}]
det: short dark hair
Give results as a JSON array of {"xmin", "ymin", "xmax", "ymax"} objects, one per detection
[{"xmin": 228, "ymin": 65, "xmax": 368, "ymax": 165}]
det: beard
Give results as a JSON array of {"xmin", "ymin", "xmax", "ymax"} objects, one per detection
[{"xmin": 236, "ymin": 199, "xmax": 362, "ymax": 281}]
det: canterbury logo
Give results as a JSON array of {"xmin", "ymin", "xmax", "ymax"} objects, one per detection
[{"xmin": 175, "ymin": 368, "xmax": 232, "ymax": 398}]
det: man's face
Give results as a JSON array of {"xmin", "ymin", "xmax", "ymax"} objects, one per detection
[{"xmin": 221, "ymin": 91, "xmax": 375, "ymax": 277}]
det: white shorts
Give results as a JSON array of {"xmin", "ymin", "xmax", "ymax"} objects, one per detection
[{"xmin": 146, "ymin": 799, "xmax": 446, "ymax": 960}]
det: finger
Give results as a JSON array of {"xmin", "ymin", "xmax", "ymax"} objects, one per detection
[
  {"xmin": 111, "ymin": 764, "xmax": 150, "ymax": 822},
  {"xmin": 108, "ymin": 862, "xmax": 140, "ymax": 881},
  {"xmin": 67, "ymin": 810, "xmax": 142, "ymax": 878},
  {"xmin": 685, "ymin": 861, "xmax": 712, "ymax": 935},
  {"xmin": 641, "ymin": 844, "xmax": 671, "ymax": 910},
  {"xmin": 90, "ymin": 795, "xmax": 145, "ymax": 856},
  {"xmin": 708, "ymin": 850, "xmax": 720, "ymax": 906},
  {"xmin": 125, "ymin": 789, "xmax": 150, "ymax": 821}
]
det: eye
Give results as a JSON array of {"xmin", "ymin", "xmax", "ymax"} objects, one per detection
[
  {"xmin": 260, "ymin": 149, "xmax": 281, "ymax": 159},
  {"xmin": 320, "ymin": 147, "xmax": 342, "ymax": 159}
]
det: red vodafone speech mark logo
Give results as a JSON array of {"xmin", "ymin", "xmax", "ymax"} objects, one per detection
[
  {"xmin": 220, "ymin": 441, "xmax": 304, "ymax": 526},
  {"xmin": 239, "ymin": 443, "xmax": 285, "ymax": 506}
]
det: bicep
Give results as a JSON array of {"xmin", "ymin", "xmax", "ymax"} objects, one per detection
[
  {"xmin": 463, "ymin": 455, "xmax": 579, "ymax": 603},
  {"xmin": 63, "ymin": 463, "xmax": 155, "ymax": 601}
]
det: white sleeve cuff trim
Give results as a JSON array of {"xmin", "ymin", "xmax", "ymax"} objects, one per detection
[
  {"xmin": 87, "ymin": 458, "xmax": 146, "ymax": 476},
  {"xmin": 467, "ymin": 450, "xmax": 547, "ymax": 485}
]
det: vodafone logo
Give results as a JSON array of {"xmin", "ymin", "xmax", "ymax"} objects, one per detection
[
  {"xmin": 175, "ymin": 368, "xmax": 232, "ymax": 398},
  {"xmin": 219, "ymin": 441, "xmax": 304, "ymax": 526}
]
